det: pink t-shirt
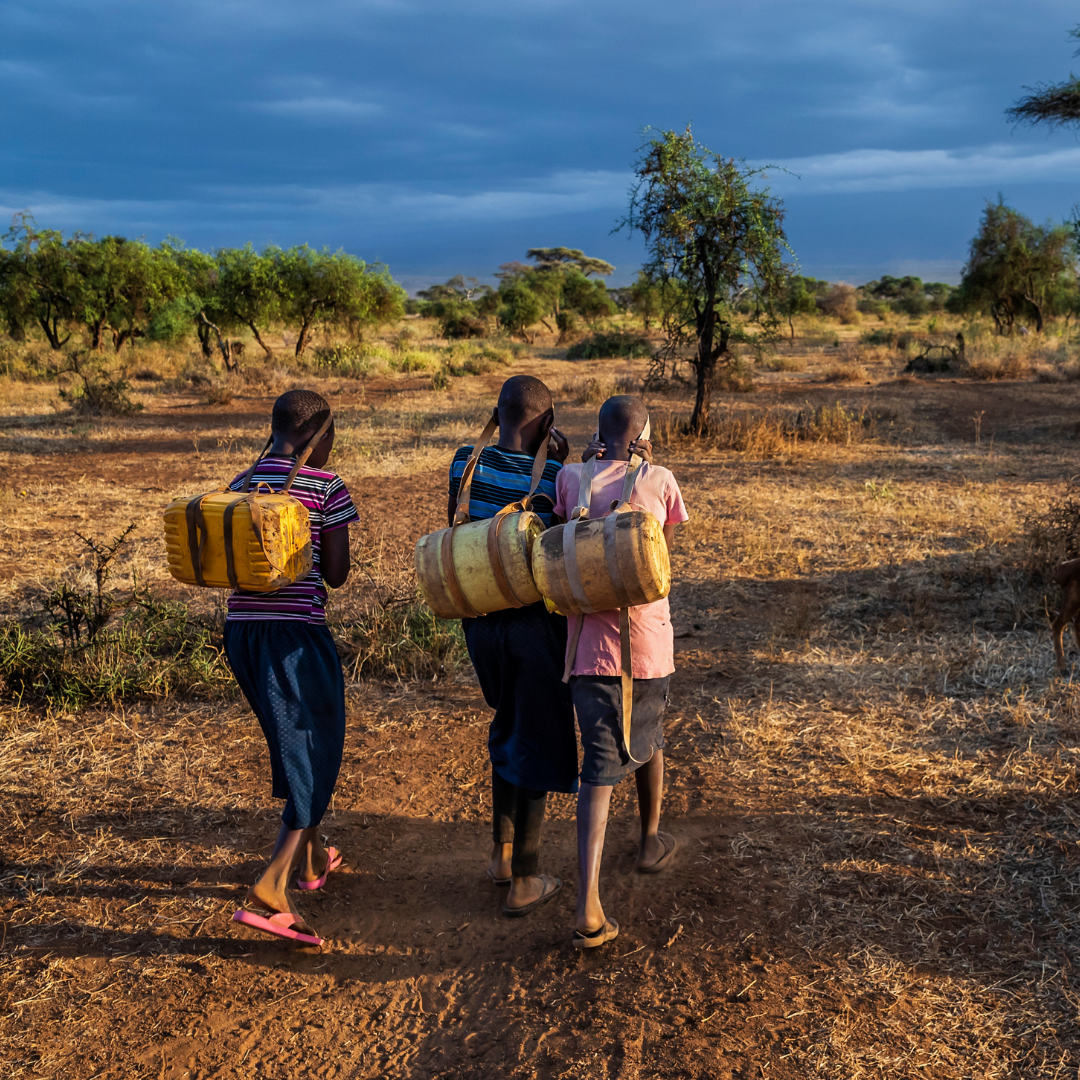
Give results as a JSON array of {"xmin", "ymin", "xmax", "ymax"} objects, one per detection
[{"xmin": 553, "ymin": 460, "xmax": 689, "ymax": 679}]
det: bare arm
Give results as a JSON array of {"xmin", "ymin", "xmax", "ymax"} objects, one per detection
[
  {"xmin": 663, "ymin": 522, "xmax": 677, "ymax": 553},
  {"xmin": 321, "ymin": 526, "xmax": 351, "ymax": 589},
  {"xmin": 447, "ymin": 494, "xmax": 457, "ymax": 528}
]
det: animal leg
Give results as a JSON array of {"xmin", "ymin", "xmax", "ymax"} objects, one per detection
[{"xmin": 1053, "ymin": 609, "xmax": 1069, "ymax": 673}]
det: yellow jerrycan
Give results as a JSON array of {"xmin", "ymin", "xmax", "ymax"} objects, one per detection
[
  {"xmin": 530, "ymin": 430, "xmax": 669, "ymax": 617},
  {"xmin": 414, "ymin": 416, "xmax": 548, "ymax": 619},
  {"xmin": 163, "ymin": 414, "xmax": 332, "ymax": 592},
  {"xmin": 531, "ymin": 418, "xmax": 669, "ymax": 762}
]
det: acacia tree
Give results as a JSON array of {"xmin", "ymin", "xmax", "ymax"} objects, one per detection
[
  {"xmin": 276, "ymin": 246, "xmax": 405, "ymax": 355},
  {"xmin": 213, "ymin": 244, "xmax": 281, "ymax": 358},
  {"xmin": 0, "ymin": 215, "xmax": 79, "ymax": 348},
  {"xmin": 68, "ymin": 236, "xmax": 183, "ymax": 351},
  {"xmin": 619, "ymin": 126, "xmax": 791, "ymax": 433},
  {"xmin": 777, "ymin": 274, "xmax": 820, "ymax": 339},
  {"xmin": 948, "ymin": 200, "xmax": 1075, "ymax": 333},
  {"xmin": 525, "ymin": 247, "xmax": 615, "ymax": 278},
  {"xmin": 1007, "ymin": 25, "xmax": 1080, "ymax": 128}
]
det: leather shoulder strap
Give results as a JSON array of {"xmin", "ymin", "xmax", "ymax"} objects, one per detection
[
  {"xmin": 453, "ymin": 415, "xmax": 499, "ymax": 524},
  {"xmin": 240, "ymin": 435, "xmax": 275, "ymax": 493},
  {"xmin": 283, "ymin": 412, "xmax": 335, "ymax": 493}
]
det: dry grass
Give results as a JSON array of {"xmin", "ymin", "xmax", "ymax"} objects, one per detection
[
  {"xmin": 822, "ymin": 360, "xmax": 868, "ymax": 383},
  {"xmin": 652, "ymin": 401, "xmax": 877, "ymax": 455},
  {"xmin": 6, "ymin": 334, "xmax": 1080, "ymax": 1076}
]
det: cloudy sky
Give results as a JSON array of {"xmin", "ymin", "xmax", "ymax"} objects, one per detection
[{"xmin": 2, "ymin": 0, "xmax": 1078, "ymax": 288}]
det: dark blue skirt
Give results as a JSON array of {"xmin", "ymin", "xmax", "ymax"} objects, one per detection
[
  {"xmin": 463, "ymin": 603, "xmax": 579, "ymax": 794},
  {"xmin": 224, "ymin": 620, "xmax": 346, "ymax": 830}
]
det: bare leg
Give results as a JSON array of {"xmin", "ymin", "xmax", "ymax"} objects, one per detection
[
  {"xmin": 635, "ymin": 750, "xmax": 665, "ymax": 868},
  {"xmin": 576, "ymin": 782, "xmax": 613, "ymax": 933},
  {"xmin": 247, "ymin": 824, "xmax": 317, "ymax": 930}
]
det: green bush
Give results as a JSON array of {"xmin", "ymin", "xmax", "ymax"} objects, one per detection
[
  {"xmin": 331, "ymin": 600, "xmax": 466, "ymax": 680},
  {"xmin": 0, "ymin": 599, "xmax": 232, "ymax": 709},
  {"xmin": 311, "ymin": 343, "xmax": 377, "ymax": 378},
  {"xmin": 567, "ymin": 331, "xmax": 652, "ymax": 360},
  {"xmin": 59, "ymin": 365, "xmax": 143, "ymax": 416},
  {"xmin": 861, "ymin": 328, "xmax": 897, "ymax": 346}
]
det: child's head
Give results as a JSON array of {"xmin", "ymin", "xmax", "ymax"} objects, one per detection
[
  {"xmin": 597, "ymin": 395, "xmax": 649, "ymax": 460},
  {"xmin": 497, "ymin": 375, "xmax": 553, "ymax": 435},
  {"xmin": 271, "ymin": 389, "xmax": 334, "ymax": 467}
]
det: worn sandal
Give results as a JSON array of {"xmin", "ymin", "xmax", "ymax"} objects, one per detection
[
  {"xmin": 503, "ymin": 875, "xmax": 562, "ymax": 918},
  {"xmin": 232, "ymin": 909, "xmax": 323, "ymax": 947},
  {"xmin": 637, "ymin": 832, "xmax": 678, "ymax": 875},
  {"xmin": 573, "ymin": 918, "xmax": 620, "ymax": 949}
]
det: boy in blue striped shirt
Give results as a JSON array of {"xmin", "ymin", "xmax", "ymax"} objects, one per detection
[{"xmin": 447, "ymin": 375, "xmax": 576, "ymax": 918}]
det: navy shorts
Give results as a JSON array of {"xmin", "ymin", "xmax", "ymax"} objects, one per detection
[
  {"xmin": 224, "ymin": 620, "xmax": 346, "ymax": 830},
  {"xmin": 571, "ymin": 674, "xmax": 670, "ymax": 786}
]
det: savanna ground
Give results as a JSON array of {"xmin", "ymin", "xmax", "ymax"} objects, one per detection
[{"xmin": 3, "ymin": 317, "xmax": 1080, "ymax": 1079}]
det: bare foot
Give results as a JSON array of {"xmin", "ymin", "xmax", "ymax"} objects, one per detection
[
  {"xmin": 298, "ymin": 837, "xmax": 331, "ymax": 883},
  {"xmin": 244, "ymin": 883, "xmax": 315, "ymax": 935},
  {"xmin": 505, "ymin": 873, "xmax": 555, "ymax": 910}
]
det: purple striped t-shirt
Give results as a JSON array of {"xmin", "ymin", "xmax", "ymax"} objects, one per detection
[{"xmin": 225, "ymin": 454, "xmax": 359, "ymax": 624}]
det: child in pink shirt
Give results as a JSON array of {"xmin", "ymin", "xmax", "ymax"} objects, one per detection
[{"xmin": 552, "ymin": 395, "xmax": 689, "ymax": 948}]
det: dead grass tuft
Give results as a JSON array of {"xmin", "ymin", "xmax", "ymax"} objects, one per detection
[{"xmin": 822, "ymin": 360, "xmax": 868, "ymax": 383}]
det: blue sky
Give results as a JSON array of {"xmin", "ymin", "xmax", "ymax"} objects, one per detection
[{"xmin": 2, "ymin": 0, "xmax": 1078, "ymax": 289}]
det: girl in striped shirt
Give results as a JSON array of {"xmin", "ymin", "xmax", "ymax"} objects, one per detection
[{"xmin": 227, "ymin": 389, "xmax": 359, "ymax": 947}]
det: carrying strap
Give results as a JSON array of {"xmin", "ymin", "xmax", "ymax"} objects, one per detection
[
  {"xmin": 241, "ymin": 412, "xmax": 334, "ymax": 494},
  {"xmin": 561, "ymin": 415, "xmax": 651, "ymax": 764},
  {"xmin": 455, "ymin": 415, "xmax": 550, "ymax": 524},
  {"xmin": 452, "ymin": 416, "xmax": 499, "ymax": 524},
  {"xmin": 181, "ymin": 412, "xmax": 330, "ymax": 590},
  {"xmin": 444, "ymin": 413, "xmax": 552, "ymax": 616},
  {"xmin": 185, "ymin": 492, "xmax": 213, "ymax": 587}
]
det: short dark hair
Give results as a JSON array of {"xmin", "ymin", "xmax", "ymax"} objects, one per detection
[
  {"xmin": 271, "ymin": 389, "xmax": 331, "ymax": 439},
  {"xmin": 598, "ymin": 395, "xmax": 648, "ymax": 442},
  {"xmin": 497, "ymin": 375, "xmax": 553, "ymax": 427}
]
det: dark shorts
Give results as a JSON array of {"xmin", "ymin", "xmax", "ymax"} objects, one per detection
[
  {"xmin": 571, "ymin": 674, "xmax": 670, "ymax": 786},
  {"xmin": 463, "ymin": 603, "xmax": 579, "ymax": 794},
  {"xmin": 224, "ymin": 620, "xmax": 346, "ymax": 830}
]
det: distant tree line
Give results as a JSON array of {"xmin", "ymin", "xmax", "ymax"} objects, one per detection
[
  {"xmin": 413, "ymin": 247, "xmax": 622, "ymax": 343},
  {"xmin": 0, "ymin": 214, "xmax": 406, "ymax": 361}
]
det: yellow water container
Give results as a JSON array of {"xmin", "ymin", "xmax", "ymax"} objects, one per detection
[
  {"xmin": 163, "ymin": 489, "xmax": 312, "ymax": 592},
  {"xmin": 414, "ymin": 415, "xmax": 551, "ymax": 619},
  {"xmin": 163, "ymin": 412, "xmax": 332, "ymax": 592},
  {"xmin": 532, "ymin": 508, "xmax": 670, "ymax": 615},
  {"xmin": 415, "ymin": 509, "xmax": 545, "ymax": 619}
]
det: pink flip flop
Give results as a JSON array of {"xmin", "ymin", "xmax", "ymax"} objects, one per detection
[
  {"xmin": 296, "ymin": 847, "xmax": 343, "ymax": 891},
  {"xmin": 232, "ymin": 909, "xmax": 323, "ymax": 947}
]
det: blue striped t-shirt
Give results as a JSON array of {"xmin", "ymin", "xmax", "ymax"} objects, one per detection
[{"xmin": 448, "ymin": 445, "xmax": 561, "ymax": 526}]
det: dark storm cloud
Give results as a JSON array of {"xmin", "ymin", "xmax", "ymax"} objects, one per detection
[{"xmin": 1, "ymin": 0, "xmax": 1078, "ymax": 283}]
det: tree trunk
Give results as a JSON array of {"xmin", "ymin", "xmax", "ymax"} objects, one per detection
[
  {"xmin": 245, "ymin": 321, "xmax": 274, "ymax": 359},
  {"xmin": 788, "ymin": 313, "xmax": 795, "ymax": 340},
  {"xmin": 689, "ymin": 300, "xmax": 717, "ymax": 434},
  {"xmin": 38, "ymin": 312, "xmax": 70, "ymax": 350},
  {"xmin": 1023, "ymin": 288, "xmax": 1045, "ymax": 333},
  {"xmin": 690, "ymin": 358, "xmax": 713, "ymax": 435},
  {"xmin": 91, "ymin": 317, "xmax": 108, "ymax": 352},
  {"xmin": 295, "ymin": 320, "xmax": 313, "ymax": 357}
]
